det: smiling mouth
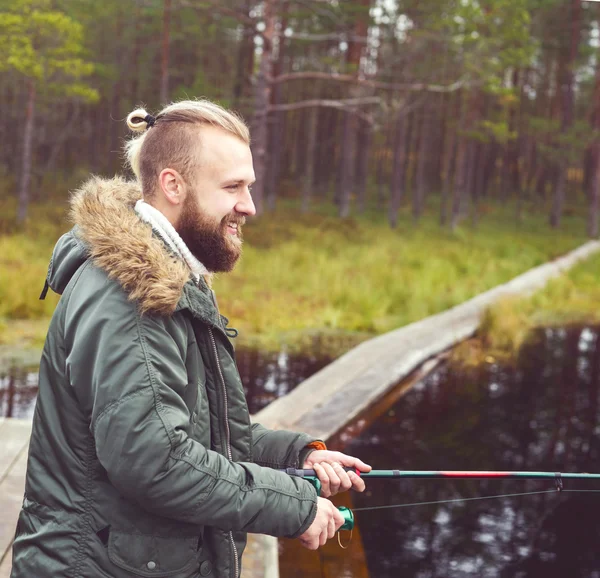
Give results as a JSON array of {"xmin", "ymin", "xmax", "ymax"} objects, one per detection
[{"xmin": 226, "ymin": 222, "xmax": 240, "ymax": 235}]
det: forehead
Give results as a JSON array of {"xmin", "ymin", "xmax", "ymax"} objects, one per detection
[{"xmin": 195, "ymin": 125, "xmax": 254, "ymax": 181}]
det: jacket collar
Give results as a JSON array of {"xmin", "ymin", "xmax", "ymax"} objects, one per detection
[{"xmin": 68, "ymin": 175, "xmax": 220, "ymax": 325}]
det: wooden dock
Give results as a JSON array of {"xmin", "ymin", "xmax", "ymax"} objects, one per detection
[{"xmin": 0, "ymin": 418, "xmax": 31, "ymax": 578}]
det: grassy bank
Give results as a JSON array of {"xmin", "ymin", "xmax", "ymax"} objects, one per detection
[
  {"xmin": 0, "ymin": 192, "xmax": 591, "ymax": 358},
  {"xmin": 478, "ymin": 250, "xmax": 600, "ymax": 358}
]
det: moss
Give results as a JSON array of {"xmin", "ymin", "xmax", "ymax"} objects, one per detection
[{"xmin": 473, "ymin": 252, "xmax": 600, "ymax": 360}]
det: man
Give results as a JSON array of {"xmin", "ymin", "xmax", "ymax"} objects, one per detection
[{"xmin": 11, "ymin": 99, "xmax": 370, "ymax": 578}]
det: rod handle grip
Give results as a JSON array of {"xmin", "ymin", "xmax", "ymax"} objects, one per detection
[{"xmin": 282, "ymin": 467, "xmax": 361, "ymax": 477}]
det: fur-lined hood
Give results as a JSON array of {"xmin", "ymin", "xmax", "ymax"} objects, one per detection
[{"xmin": 47, "ymin": 176, "xmax": 199, "ymax": 317}]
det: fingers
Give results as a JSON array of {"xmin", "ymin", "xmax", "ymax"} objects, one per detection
[
  {"xmin": 348, "ymin": 470, "xmax": 366, "ymax": 492},
  {"xmin": 333, "ymin": 505, "xmax": 345, "ymax": 531},
  {"xmin": 319, "ymin": 526, "xmax": 328, "ymax": 547},
  {"xmin": 313, "ymin": 463, "xmax": 332, "ymax": 498},
  {"xmin": 314, "ymin": 462, "xmax": 354, "ymax": 497},
  {"xmin": 320, "ymin": 463, "xmax": 341, "ymax": 496},
  {"xmin": 353, "ymin": 457, "xmax": 371, "ymax": 472},
  {"xmin": 336, "ymin": 453, "xmax": 372, "ymax": 473},
  {"xmin": 298, "ymin": 497, "xmax": 344, "ymax": 550},
  {"xmin": 332, "ymin": 462, "xmax": 352, "ymax": 493},
  {"xmin": 328, "ymin": 515, "xmax": 336, "ymax": 539}
]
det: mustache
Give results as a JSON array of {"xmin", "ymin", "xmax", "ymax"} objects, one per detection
[{"xmin": 222, "ymin": 214, "xmax": 246, "ymax": 227}]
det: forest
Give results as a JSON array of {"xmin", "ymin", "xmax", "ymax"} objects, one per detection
[
  {"xmin": 2, "ymin": 0, "xmax": 600, "ymax": 354},
  {"xmin": 1, "ymin": 0, "xmax": 599, "ymax": 232}
]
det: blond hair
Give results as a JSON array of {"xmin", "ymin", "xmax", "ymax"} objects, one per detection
[{"xmin": 124, "ymin": 99, "xmax": 250, "ymax": 195}]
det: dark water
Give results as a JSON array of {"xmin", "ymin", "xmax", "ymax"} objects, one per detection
[
  {"xmin": 0, "ymin": 346, "xmax": 332, "ymax": 418},
  {"xmin": 280, "ymin": 325, "xmax": 600, "ymax": 578}
]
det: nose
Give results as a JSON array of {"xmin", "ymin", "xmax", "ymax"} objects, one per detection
[{"xmin": 236, "ymin": 187, "xmax": 256, "ymax": 216}]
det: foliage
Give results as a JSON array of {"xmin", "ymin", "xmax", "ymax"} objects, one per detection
[{"xmin": 0, "ymin": 0, "xmax": 98, "ymax": 102}]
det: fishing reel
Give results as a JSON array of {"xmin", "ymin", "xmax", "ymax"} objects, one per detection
[{"xmin": 301, "ymin": 475, "xmax": 355, "ymax": 531}]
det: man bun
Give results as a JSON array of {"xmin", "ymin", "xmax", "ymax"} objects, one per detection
[{"xmin": 127, "ymin": 108, "xmax": 154, "ymax": 132}]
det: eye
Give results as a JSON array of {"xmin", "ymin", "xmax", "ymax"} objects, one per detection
[{"xmin": 226, "ymin": 184, "xmax": 239, "ymax": 191}]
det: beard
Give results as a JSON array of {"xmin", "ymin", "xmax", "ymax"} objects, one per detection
[{"xmin": 176, "ymin": 193, "xmax": 245, "ymax": 273}]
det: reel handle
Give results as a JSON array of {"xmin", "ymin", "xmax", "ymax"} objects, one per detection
[{"xmin": 300, "ymin": 474, "xmax": 355, "ymax": 531}]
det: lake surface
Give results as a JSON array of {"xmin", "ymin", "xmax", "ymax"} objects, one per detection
[
  {"xmin": 0, "ymin": 345, "xmax": 333, "ymax": 418},
  {"xmin": 279, "ymin": 325, "xmax": 600, "ymax": 578}
]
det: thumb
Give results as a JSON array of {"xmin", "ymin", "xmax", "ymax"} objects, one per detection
[
  {"xmin": 333, "ymin": 507, "xmax": 345, "ymax": 530},
  {"xmin": 338, "ymin": 454, "xmax": 372, "ymax": 472}
]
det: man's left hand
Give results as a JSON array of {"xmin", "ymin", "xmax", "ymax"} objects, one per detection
[{"xmin": 303, "ymin": 450, "xmax": 371, "ymax": 497}]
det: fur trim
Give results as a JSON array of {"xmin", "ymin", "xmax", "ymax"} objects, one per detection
[{"xmin": 70, "ymin": 175, "xmax": 191, "ymax": 316}]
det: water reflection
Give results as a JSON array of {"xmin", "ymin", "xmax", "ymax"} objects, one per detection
[
  {"xmin": 0, "ymin": 366, "xmax": 38, "ymax": 419},
  {"xmin": 0, "ymin": 346, "xmax": 333, "ymax": 418},
  {"xmin": 280, "ymin": 325, "xmax": 600, "ymax": 578}
]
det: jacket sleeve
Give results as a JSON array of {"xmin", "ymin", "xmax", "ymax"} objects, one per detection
[
  {"xmin": 251, "ymin": 423, "xmax": 323, "ymax": 469},
  {"xmin": 65, "ymin": 273, "xmax": 317, "ymax": 539}
]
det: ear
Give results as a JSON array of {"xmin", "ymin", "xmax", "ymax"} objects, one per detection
[{"xmin": 158, "ymin": 168, "xmax": 187, "ymax": 206}]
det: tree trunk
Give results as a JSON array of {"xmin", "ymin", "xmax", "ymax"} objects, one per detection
[
  {"xmin": 375, "ymin": 128, "xmax": 390, "ymax": 210},
  {"xmin": 482, "ymin": 140, "xmax": 499, "ymax": 198},
  {"xmin": 355, "ymin": 118, "xmax": 371, "ymax": 214},
  {"xmin": 413, "ymin": 104, "xmax": 431, "ymax": 221},
  {"xmin": 250, "ymin": 0, "xmax": 274, "ymax": 216},
  {"xmin": 18, "ymin": 79, "xmax": 36, "ymax": 224},
  {"xmin": 316, "ymin": 107, "xmax": 336, "ymax": 199},
  {"xmin": 550, "ymin": 0, "xmax": 581, "ymax": 228},
  {"xmin": 450, "ymin": 94, "xmax": 469, "ymax": 231},
  {"xmin": 266, "ymin": 1, "xmax": 289, "ymax": 211},
  {"xmin": 389, "ymin": 111, "xmax": 409, "ymax": 228},
  {"xmin": 501, "ymin": 70, "xmax": 521, "ymax": 201},
  {"xmin": 588, "ymin": 56, "xmax": 600, "ymax": 238},
  {"xmin": 440, "ymin": 129, "xmax": 456, "ymax": 226},
  {"xmin": 130, "ymin": 4, "xmax": 143, "ymax": 104},
  {"xmin": 469, "ymin": 142, "xmax": 481, "ymax": 226},
  {"xmin": 233, "ymin": 0, "xmax": 255, "ymax": 109},
  {"xmin": 337, "ymin": 0, "xmax": 370, "ymax": 217},
  {"xmin": 474, "ymin": 142, "xmax": 487, "ymax": 205},
  {"xmin": 338, "ymin": 110, "xmax": 358, "ymax": 218},
  {"xmin": 302, "ymin": 107, "xmax": 318, "ymax": 213},
  {"xmin": 44, "ymin": 103, "xmax": 81, "ymax": 174},
  {"xmin": 160, "ymin": 0, "xmax": 172, "ymax": 104},
  {"xmin": 431, "ymin": 96, "xmax": 445, "ymax": 193}
]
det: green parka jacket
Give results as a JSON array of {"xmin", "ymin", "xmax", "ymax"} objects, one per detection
[{"xmin": 11, "ymin": 177, "xmax": 319, "ymax": 578}]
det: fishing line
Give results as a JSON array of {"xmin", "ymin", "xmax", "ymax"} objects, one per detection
[{"xmin": 352, "ymin": 488, "xmax": 600, "ymax": 512}]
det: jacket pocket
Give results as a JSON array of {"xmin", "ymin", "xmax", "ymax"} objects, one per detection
[{"xmin": 108, "ymin": 531, "xmax": 199, "ymax": 577}]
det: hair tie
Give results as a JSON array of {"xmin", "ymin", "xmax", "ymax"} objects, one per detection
[{"xmin": 144, "ymin": 114, "xmax": 156, "ymax": 128}]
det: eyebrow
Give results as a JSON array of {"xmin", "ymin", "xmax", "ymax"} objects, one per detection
[{"xmin": 224, "ymin": 179, "xmax": 256, "ymax": 186}]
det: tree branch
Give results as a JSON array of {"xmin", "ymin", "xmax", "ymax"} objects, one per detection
[
  {"xmin": 269, "ymin": 97, "xmax": 379, "ymax": 123},
  {"xmin": 181, "ymin": 0, "xmax": 256, "ymax": 26},
  {"xmin": 280, "ymin": 31, "xmax": 370, "ymax": 43},
  {"xmin": 270, "ymin": 72, "xmax": 470, "ymax": 93}
]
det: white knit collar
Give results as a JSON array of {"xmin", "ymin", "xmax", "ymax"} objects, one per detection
[{"xmin": 134, "ymin": 200, "xmax": 209, "ymax": 282}]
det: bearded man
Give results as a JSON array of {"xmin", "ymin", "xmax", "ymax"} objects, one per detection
[{"xmin": 10, "ymin": 99, "xmax": 370, "ymax": 578}]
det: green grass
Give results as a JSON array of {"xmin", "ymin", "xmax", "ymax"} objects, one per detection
[
  {"xmin": 0, "ymin": 191, "xmax": 594, "ymax": 357},
  {"xmin": 479, "ymin": 251, "xmax": 600, "ymax": 357}
]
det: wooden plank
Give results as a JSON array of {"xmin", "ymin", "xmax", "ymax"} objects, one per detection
[
  {"xmin": 0, "ymin": 422, "xmax": 30, "ymax": 574},
  {"xmin": 0, "ymin": 420, "xmax": 31, "ymax": 482},
  {"xmin": 0, "ymin": 546, "xmax": 12, "ymax": 578}
]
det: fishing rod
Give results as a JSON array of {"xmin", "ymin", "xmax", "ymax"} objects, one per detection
[{"xmin": 281, "ymin": 468, "xmax": 600, "ymax": 531}]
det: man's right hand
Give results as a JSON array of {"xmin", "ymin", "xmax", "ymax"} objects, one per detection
[{"xmin": 298, "ymin": 497, "xmax": 345, "ymax": 550}]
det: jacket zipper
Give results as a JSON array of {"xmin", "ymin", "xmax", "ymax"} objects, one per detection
[{"xmin": 208, "ymin": 326, "xmax": 240, "ymax": 578}]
